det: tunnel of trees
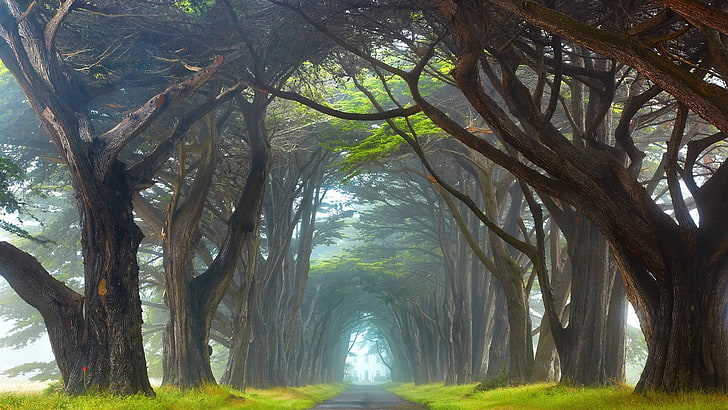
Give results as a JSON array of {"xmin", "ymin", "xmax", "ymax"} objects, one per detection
[{"xmin": 0, "ymin": 0, "xmax": 725, "ymax": 395}]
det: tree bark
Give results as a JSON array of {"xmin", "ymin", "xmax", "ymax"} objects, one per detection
[
  {"xmin": 73, "ymin": 162, "xmax": 153, "ymax": 395},
  {"xmin": 630, "ymin": 255, "xmax": 728, "ymax": 392},
  {"xmin": 0, "ymin": 242, "xmax": 84, "ymax": 389},
  {"xmin": 557, "ymin": 218, "xmax": 614, "ymax": 386},
  {"xmin": 605, "ymin": 273, "xmax": 626, "ymax": 383},
  {"xmin": 485, "ymin": 285, "xmax": 509, "ymax": 382}
]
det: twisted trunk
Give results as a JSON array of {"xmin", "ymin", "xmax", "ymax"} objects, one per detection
[{"xmin": 631, "ymin": 255, "xmax": 728, "ymax": 391}]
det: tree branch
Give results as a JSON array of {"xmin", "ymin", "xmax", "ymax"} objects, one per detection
[
  {"xmin": 651, "ymin": 0, "xmax": 728, "ymax": 37},
  {"xmin": 127, "ymin": 82, "xmax": 243, "ymax": 188},
  {"xmin": 490, "ymin": 0, "xmax": 728, "ymax": 135},
  {"xmin": 246, "ymin": 81, "xmax": 421, "ymax": 121},
  {"xmin": 94, "ymin": 56, "xmax": 227, "ymax": 181},
  {"xmin": 0, "ymin": 241, "xmax": 84, "ymax": 386},
  {"xmin": 44, "ymin": 0, "xmax": 77, "ymax": 53},
  {"xmin": 0, "ymin": 241, "xmax": 81, "ymax": 317}
]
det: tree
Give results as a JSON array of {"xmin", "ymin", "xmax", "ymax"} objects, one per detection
[
  {"xmin": 239, "ymin": 135, "xmax": 334, "ymax": 388},
  {"xmin": 431, "ymin": 0, "xmax": 728, "ymax": 392},
  {"xmin": 0, "ymin": 1, "xmax": 239, "ymax": 394}
]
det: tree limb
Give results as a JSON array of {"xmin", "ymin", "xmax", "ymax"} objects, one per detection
[
  {"xmin": 0, "ymin": 241, "xmax": 81, "ymax": 316},
  {"xmin": 650, "ymin": 0, "xmax": 728, "ymax": 36},
  {"xmin": 44, "ymin": 0, "xmax": 77, "ymax": 52},
  {"xmin": 94, "ymin": 56, "xmax": 227, "ymax": 181},
  {"xmin": 127, "ymin": 82, "xmax": 243, "ymax": 188},
  {"xmin": 246, "ymin": 81, "xmax": 421, "ymax": 120},
  {"xmin": 490, "ymin": 0, "xmax": 728, "ymax": 135}
]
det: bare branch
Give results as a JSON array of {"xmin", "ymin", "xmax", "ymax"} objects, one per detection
[
  {"xmin": 94, "ymin": 56, "xmax": 227, "ymax": 181},
  {"xmin": 16, "ymin": 0, "xmax": 35, "ymax": 24},
  {"xmin": 128, "ymin": 82, "xmax": 244, "ymax": 189},
  {"xmin": 651, "ymin": 0, "xmax": 728, "ymax": 37},
  {"xmin": 489, "ymin": 0, "xmax": 728, "ymax": 135},
  {"xmin": 44, "ymin": 0, "xmax": 77, "ymax": 52}
]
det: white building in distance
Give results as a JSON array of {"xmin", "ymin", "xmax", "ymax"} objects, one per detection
[{"xmin": 345, "ymin": 342, "xmax": 390, "ymax": 383}]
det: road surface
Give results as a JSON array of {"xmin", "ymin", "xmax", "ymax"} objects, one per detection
[{"xmin": 310, "ymin": 384, "xmax": 427, "ymax": 409}]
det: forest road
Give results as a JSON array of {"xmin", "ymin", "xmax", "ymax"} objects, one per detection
[{"xmin": 309, "ymin": 384, "xmax": 427, "ymax": 409}]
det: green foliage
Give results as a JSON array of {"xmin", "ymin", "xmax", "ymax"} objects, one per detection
[
  {"xmin": 387, "ymin": 382, "xmax": 728, "ymax": 409},
  {"xmin": 0, "ymin": 156, "xmax": 22, "ymax": 214},
  {"xmin": 323, "ymin": 65, "xmax": 446, "ymax": 181},
  {"xmin": 626, "ymin": 324, "xmax": 648, "ymax": 366},
  {"xmin": 1, "ymin": 361, "xmax": 59, "ymax": 382},
  {"xmin": 334, "ymin": 112, "xmax": 443, "ymax": 181},
  {"xmin": 174, "ymin": 0, "xmax": 214, "ymax": 14}
]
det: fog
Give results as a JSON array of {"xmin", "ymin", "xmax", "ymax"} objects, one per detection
[{"xmin": 0, "ymin": 301, "xmax": 54, "ymax": 376}]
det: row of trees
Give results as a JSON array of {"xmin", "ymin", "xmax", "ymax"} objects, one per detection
[{"xmin": 0, "ymin": 0, "xmax": 726, "ymax": 395}]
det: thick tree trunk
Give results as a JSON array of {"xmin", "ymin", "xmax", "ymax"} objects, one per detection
[
  {"xmin": 502, "ymin": 276, "xmax": 533, "ymax": 385},
  {"xmin": 634, "ymin": 263, "xmax": 728, "ymax": 392},
  {"xmin": 220, "ymin": 237, "xmax": 258, "ymax": 389},
  {"xmin": 162, "ymin": 305, "xmax": 214, "ymax": 386},
  {"xmin": 71, "ymin": 162, "xmax": 154, "ymax": 395},
  {"xmin": 161, "ymin": 96, "xmax": 268, "ymax": 388},
  {"xmin": 160, "ymin": 140, "xmax": 216, "ymax": 387}
]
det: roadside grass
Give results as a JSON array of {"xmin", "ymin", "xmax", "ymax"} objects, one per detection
[
  {"xmin": 387, "ymin": 382, "xmax": 728, "ymax": 409},
  {"xmin": 0, "ymin": 382, "xmax": 348, "ymax": 409}
]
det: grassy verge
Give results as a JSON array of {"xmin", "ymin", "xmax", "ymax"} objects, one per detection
[
  {"xmin": 387, "ymin": 382, "xmax": 728, "ymax": 409},
  {"xmin": 0, "ymin": 382, "xmax": 348, "ymax": 409}
]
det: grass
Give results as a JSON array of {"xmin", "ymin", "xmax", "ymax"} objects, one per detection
[
  {"xmin": 0, "ymin": 382, "xmax": 348, "ymax": 409},
  {"xmin": 387, "ymin": 382, "xmax": 728, "ymax": 409},
  {"xmin": 7, "ymin": 381, "xmax": 728, "ymax": 409}
]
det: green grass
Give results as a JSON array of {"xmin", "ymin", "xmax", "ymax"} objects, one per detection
[
  {"xmin": 387, "ymin": 382, "xmax": 728, "ymax": 409},
  {"xmin": 0, "ymin": 383, "xmax": 348, "ymax": 409}
]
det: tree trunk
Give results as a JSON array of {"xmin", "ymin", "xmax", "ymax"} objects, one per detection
[
  {"xmin": 71, "ymin": 162, "xmax": 154, "ymax": 395},
  {"xmin": 162, "ymin": 298, "xmax": 214, "ymax": 386},
  {"xmin": 532, "ymin": 310, "xmax": 559, "ymax": 382},
  {"xmin": 557, "ymin": 219, "xmax": 614, "ymax": 386},
  {"xmin": 501, "ymin": 274, "xmax": 533, "ymax": 384},
  {"xmin": 161, "ymin": 96, "xmax": 269, "ymax": 388},
  {"xmin": 220, "ymin": 238, "xmax": 258, "ymax": 389},
  {"xmin": 485, "ymin": 283, "xmax": 509, "ymax": 382},
  {"xmin": 633, "ymin": 260, "xmax": 728, "ymax": 392},
  {"xmin": 161, "ymin": 134, "xmax": 217, "ymax": 387},
  {"xmin": 605, "ymin": 274, "xmax": 626, "ymax": 383}
]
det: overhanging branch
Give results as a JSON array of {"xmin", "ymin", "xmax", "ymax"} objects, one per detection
[
  {"xmin": 246, "ymin": 82, "xmax": 421, "ymax": 120},
  {"xmin": 94, "ymin": 56, "xmax": 227, "ymax": 181},
  {"xmin": 0, "ymin": 241, "xmax": 81, "ymax": 320}
]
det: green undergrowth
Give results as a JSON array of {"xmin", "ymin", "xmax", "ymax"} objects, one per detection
[
  {"xmin": 0, "ymin": 382, "xmax": 348, "ymax": 409},
  {"xmin": 386, "ymin": 382, "xmax": 728, "ymax": 409}
]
